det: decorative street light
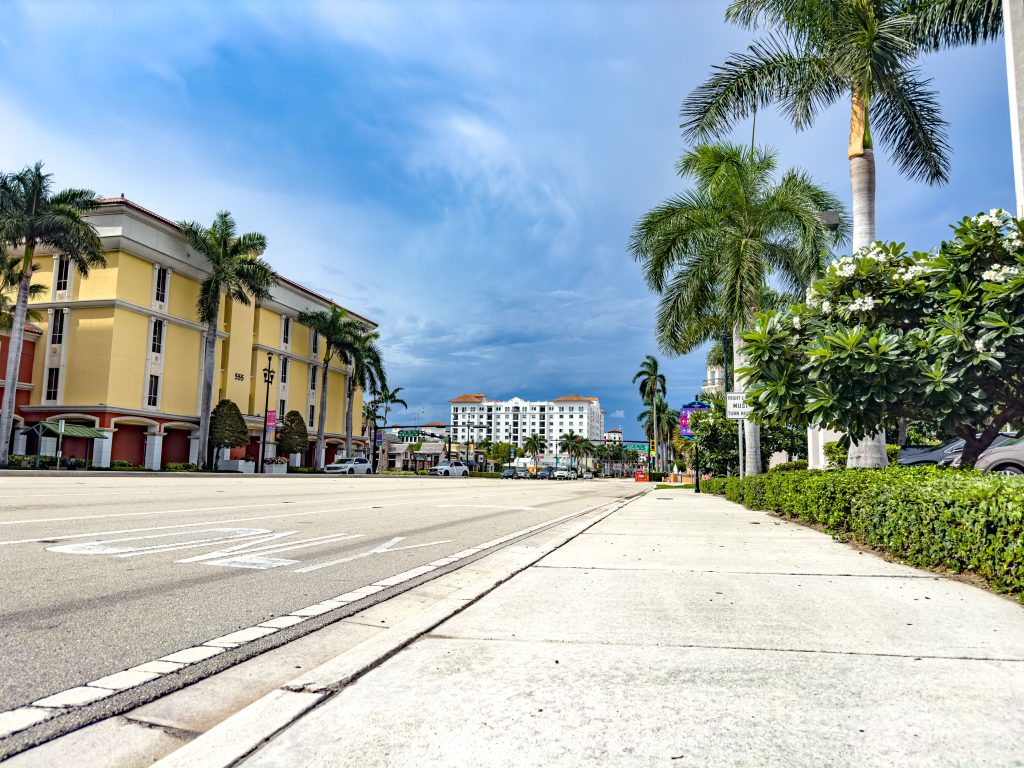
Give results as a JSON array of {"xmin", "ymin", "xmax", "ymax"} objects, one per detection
[{"xmin": 258, "ymin": 352, "xmax": 276, "ymax": 474}]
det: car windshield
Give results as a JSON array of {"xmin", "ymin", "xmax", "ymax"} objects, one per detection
[{"xmin": 999, "ymin": 436, "xmax": 1024, "ymax": 447}]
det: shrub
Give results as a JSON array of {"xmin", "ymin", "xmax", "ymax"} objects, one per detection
[
  {"xmin": 769, "ymin": 459, "xmax": 808, "ymax": 473},
  {"xmin": 210, "ymin": 399, "xmax": 248, "ymax": 451},
  {"xmin": 823, "ymin": 441, "xmax": 901, "ymax": 469},
  {"xmin": 287, "ymin": 466, "xmax": 318, "ymax": 474},
  {"xmin": 471, "ymin": 471, "xmax": 502, "ymax": 478},
  {"xmin": 702, "ymin": 477, "xmax": 728, "ymax": 495},
  {"xmin": 724, "ymin": 477, "xmax": 744, "ymax": 503},
  {"xmin": 277, "ymin": 410, "xmax": 310, "ymax": 456},
  {"xmin": 110, "ymin": 459, "xmax": 136, "ymax": 470},
  {"xmin": 164, "ymin": 462, "xmax": 198, "ymax": 472}
]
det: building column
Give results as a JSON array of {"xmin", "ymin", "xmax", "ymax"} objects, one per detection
[
  {"xmin": 188, "ymin": 435, "xmax": 200, "ymax": 465},
  {"xmin": 264, "ymin": 440, "xmax": 277, "ymax": 459},
  {"xmin": 1006, "ymin": 0, "xmax": 1024, "ymax": 215},
  {"xmin": 144, "ymin": 432, "xmax": 164, "ymax": 471},
  {"xmin": 92, "ymin": 430, "xmax": 113, "ymax": 468},
  {"xmin": 11, "ymin": 430, "xmax": 27, "ymax": 456},
  {"xmin": 289, "ymin": 452, "xmax": 302, "ymax": 467}
]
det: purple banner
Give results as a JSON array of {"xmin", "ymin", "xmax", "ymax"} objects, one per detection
[{"xmin": 679, "ymin": 400, "xmax": 709, "ymax": 438}]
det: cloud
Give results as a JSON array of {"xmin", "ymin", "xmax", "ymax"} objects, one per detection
[{"xmin": 609, "ymin": 410, "xmax": 625, "ymax": 420}]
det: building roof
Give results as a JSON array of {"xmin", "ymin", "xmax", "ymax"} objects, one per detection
[
  {"xmin": 606, "ymin": 428, "xmax": 622, "ymax": 433},
  {"xmin": 94, "ymin": 197, "xmax": 376, "ymax": 328},
  {"xmin": 552, "ymin": 395, "xmax": 599, "ymax": 403},
  {"xmin": 449, "ymin": 394, "xmax": 489, "ymax": 404},
  {"xmin": 423, "ymin": 421, "xmax": 448, "ymax": 427}
]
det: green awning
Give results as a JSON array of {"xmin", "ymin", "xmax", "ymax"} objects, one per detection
[{"xmin": 21, "ymin": 421, "xmax": 107, "ymax": 439}]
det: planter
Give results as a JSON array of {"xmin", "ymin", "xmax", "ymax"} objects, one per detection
[
  {"xmin": 263, "ymin": 463, "xmax": 287, "ymax": 475},
  {"xmin": 219, "ymin": 459, "xmax": 255, "ymax": 474}
]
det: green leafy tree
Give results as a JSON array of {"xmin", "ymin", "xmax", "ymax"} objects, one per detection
[
  {"xmin": 682, "ymin": 0, "xmax": 1002, "ymax": 466},
  {"xmin": 489, "ymin": 441, "xmax": 513, "ymax": 465},
  {"xmin": 523, "ymin": 433, "xmax": 547, "ymax": 466},
  {"xmin": 631, "ymin": 355, "xmax": 666, "ymax": 472},
  {"xmin": 0, "ymin": 163, "xmax": 104, "ymax": 464},
  {"xmin": 740, "ymin": 210, "xmax": 1024, "ymax": 467},
  {"xmin": 209, "ymin": 399, "xmax": 248, "ymax": 468},
  {"xmin": 277, "ymin": 409, "xmax": 310, "ymax": 458},
  {"xmin": 179, "ymin": 211, "xmax": 275, "ymax": 469},
  {"xmin": 298, "ymin": 306, "xmax": 365, "ymax": 469},
  {"xmin": 631, "ymin": 143, "xmax": 846, "ymax": 474},
  {"xmin": 0, "ymin": 256, "xmax": 46, "ymax": 332}
]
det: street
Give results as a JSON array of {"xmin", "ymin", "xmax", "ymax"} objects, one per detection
[{"xmin": 0, "ymin": 475, "xmax": 636, "ymax": 716}]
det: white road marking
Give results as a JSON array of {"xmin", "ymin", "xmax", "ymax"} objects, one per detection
[
  {"xmin": 47, "ymin": 528, "xmax": 272, "ymax": 556},
  {"xmin": 206, "ymin": 555, "xmax": 299, "ymax": 570},
  {"xmin": 88, "ymin": 670, "xmax": 160, "ymax": 690},
  {"xmin": 177, "ymin": 532, "xmax": 364, "ymax": 564},
  {"xmin": 293, "ymin": 536, "xmax": 453, "ymax": 573},
  {"xmin": 160, "ymin": 646, "xmax": 224, "ymax": 664},
  {"xmin": 0, "ymin": 707, "xmax": 52, "ymax": 738},
  {"xmin": 204, "ymin": 626, "xmax": 279, "ymax": 648},
  {"xmin": 33, "ymin": 687, "xmax": 114, "ymax": 708}
]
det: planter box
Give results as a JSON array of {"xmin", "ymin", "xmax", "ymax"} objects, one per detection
[
  {"xmin": 219, "ymin": 459, "xmax": 255, "ymax": 474},
  {"xmin": 263, "ymin": 463, "xmax": 287, "ymax": 475}
]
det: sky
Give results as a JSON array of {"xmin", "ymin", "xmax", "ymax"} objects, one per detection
[{"xmin": 0, "ymin": 0, "xmax": 1015, "ymax": 435}]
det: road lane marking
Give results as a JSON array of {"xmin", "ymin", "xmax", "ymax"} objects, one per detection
[
  {"xmin": 293, "ymin": 536, "xmax": 453, "ymax": 573},
  {"xmin": 178, "ymin": 532, "xmax": 364, "ymax": 564},
  {"xmin": 47, "ymin": 529, "xmax": 273, "ymax": 556}
]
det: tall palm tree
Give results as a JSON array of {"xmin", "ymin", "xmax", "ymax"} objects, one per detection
[
  {"xmin": 298, "ymin": 305, "xmax": 362, "ymax": 470},
  {"xmin": 0, "ymin": 256, "xmax": 46, "ymax": 332},
  {"xmin": 375, "ymin": 384, "xmax": 407, "ymax": 444},
  {"xmin": 631, "ymin": 355, "xmax": 666, "ymax": 472},
  {"xmin": 179, "ymin": 211, "xmax": 275, "ymax": 469},
  {"xmin": 0, "ymin": 163, "xmax": 104, "ymax": 464},
  {"xmin": 631, "ymin": 143, "xmax": 846, "ymax": 475},
  {"xmin": 576, "ymin": 438, "xmax": 597, "ymax": 474},
  {"xmin": 680, "ymin": 0, "xmax": 1000, "ymax": 466},
  {"xmin": 559, "ymin": 430, "xmax": 583, "ymax": 472},
  {"xmin": 637, "ymin": 397, "xmax": 679, "ymax": 470},
  {"xmin": 523, "ymin": 433, "xmax": 547, "ymax": 468},
  {"xmin": 339, "ymin": 325, "xmax": 384, "ymax": 459}
]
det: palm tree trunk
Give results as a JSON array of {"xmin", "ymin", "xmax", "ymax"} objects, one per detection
[
  {"xmin": 0, "ymin": 267, "xmax": 33, "ymax": 464},
  {"xmin": 846, "ymin": 147, "xmax": 888, "ymax": 468},
  {"xmin": 344, "ymin": 374, "xmax": 354, "ymax": 458},
  {"xmin": 732, "ymin": 327, "xmax": 762, "ymax": 475},
  {"xmin": 314, "ymin": 361, "xmax": 329, "ymax": 470},
  {"xmin": 652, "ymin": 399, "xmax": 659, "ymax": 473},
  {"xmin": 198, "ymin": 310, "xmax": 219, "ymax": 470}
]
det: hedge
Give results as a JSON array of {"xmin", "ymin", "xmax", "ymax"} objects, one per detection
[
  {"xmin": 701, "ymin": 467, "xmax": 1024, "ymax": 596},
  {"xmin": 823, "ymin": 441, "xmax": 900, "ymax": 469},
  {"xmin": 769, "ymin": 459, "xmax": 808, "ymax": 473}
]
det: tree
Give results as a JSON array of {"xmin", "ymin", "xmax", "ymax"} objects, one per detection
[
  {"xmin": 298, "ymin": 305, "xmax": 363, "ymax": 469},
  {"xmin": 489, "ymin": 441, "xmax": 513, "ymax": 465},
  {"xmin": 338, "ymin": 324, "xmax": 384, "ymax": 459},
  {"xmin": 209, "ymin": 399, "xmax": 248, "ymax": 469},
  {"xmin": 559, "ymin": 430, "xmax": 584, "ymax": 471},
  {"xmin": 277, "ymin": 409, "xmax": 310, "ymax": 458},
  {"xmin": 636, "ymin": 396, "xmax": 680, "ymax": 469},
  {"xmin": 631, "ymin": 143, "xmax": 846, "ymax": 475},
  {"xmin": 631, "ymin": 355, "xmax": 666, "ymax": 472},
  {"xmin": 0, "ymin": 163, "xmax": 104, "ymax": 464},
  {"xmin": 523, "ymin": 433, "xmax": 547, "ymax": 466},
  {"xmin": 179, "ymin": 211, "xmax": 275, "ymax": 469},
  {"xmin": 368, "ymin": 385, "xmax": 406, "ymax": 472},
  {"xmin": 740, "ymin": 209, "xmax": 1024, "ymax": 467},
  {"xmin": 681, "ymin": 0, "xmax": 1002, "ymax": 466},
  {"xmin": 0, "ymin": 255, "xmax": 45, "ymax": 332}
]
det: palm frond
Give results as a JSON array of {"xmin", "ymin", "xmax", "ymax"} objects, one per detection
[
  {"xmin": 872, "ymin": 66, "xmax": 951, "ymax": 184},
  {"xmin": 910, "ymin": 0, "xmax": 1002, "ymax": 50}
]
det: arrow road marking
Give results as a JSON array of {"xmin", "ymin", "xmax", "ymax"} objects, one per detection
[{"xmin": 293, "ymin": 536, "xmax": 453, "ymax": 573}]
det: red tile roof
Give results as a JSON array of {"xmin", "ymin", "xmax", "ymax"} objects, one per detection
[
  {"xmin": 449, "ymin": 394, "xmax": 489, "ymax": 403},
  {"xmin": 552, "ymin": 395, "xmax": 598, "ymax": 403}
]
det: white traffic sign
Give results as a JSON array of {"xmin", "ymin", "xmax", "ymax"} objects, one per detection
[{"xmin": 726, "ymin": 392, "xmax": 752, "ymax": 420}]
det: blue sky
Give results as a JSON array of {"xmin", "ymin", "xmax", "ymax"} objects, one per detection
[{"xmin": 0, "ymin": 1, "xmax": 1014, "ymax": 433}]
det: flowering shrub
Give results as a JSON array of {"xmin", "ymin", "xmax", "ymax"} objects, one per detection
[{"xmin": 740, "ymin": 210, "xmax": 1024, "ymax": 466}]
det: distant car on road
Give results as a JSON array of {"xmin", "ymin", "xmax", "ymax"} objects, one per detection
[
  {"xmin": 553, "ymin": 468, "xmax": 571, "ymax": 480},
  {"xmin": 535, "ymin": 467, "xmax": 554, "ymax": 480},
  {"xmin": 500, "ymin": 469, "xmax": 518, "ymax": 479},
  {"xmin": 582, "ymin": 471, "xmax": 594, "ymax": 479},
  {"xmin": 429, "ymin": 460, "xmax": 469, "ymax": 477},
  {"xmin": 975, "ymin": 436, "xmax": 1024, "ymax": 475},
  {"xmin": 325, "ymin": 457, "xmax": 372, "ymax": 475},
  {"xmin": 515, "ymin": 469, "xmax": 530, "ymax": 479}
]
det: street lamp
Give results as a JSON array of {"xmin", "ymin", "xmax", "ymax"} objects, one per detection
[{"xmin": 258, "ymin": 352, "xmax": 275, "ymax": 474}]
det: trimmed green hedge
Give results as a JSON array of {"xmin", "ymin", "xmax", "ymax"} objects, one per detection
[
  {"xmin": 702, "ymin": 467, "xmax": 1024, "ymax": 596},
  {"xmin": 769, "ymin": 459, "xmax": 808, "ymax": 473}
]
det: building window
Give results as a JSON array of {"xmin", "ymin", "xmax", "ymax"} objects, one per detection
[
  {"xmin": 311, "ymin": 329, "xmax": 319, "ymax": 356},
  {"xmin": 155, "ymin": 267, "xmax": 168, "ymax": 303},
  {"xmin": 308, "ymin": 405, "xmax": 315, "ymax": 427},
  {"xmin": 45, "ymin": 368, "xmax": 59, "ymax": 401},
  {"xmin": 279, "ymin": 399, "xmax": 286, "ymax": 417},
  {"xmin": 310, "ymin": 366, "xmax": 317, "ymax": 392},
  {"xmin": 151, "ymin": 319, "xmax": 164, "ymax": 354},
  {"xmin": 280, "ymin": 357, "xmax": 288, "ymax": 384},
  {"xmin": 147, "ymin": 374, "xmax": 160, "ymax": 407},
  {"xmin": 50, "ymin": 311, "xmax": 65, "ymax": 345},
  {"xmin": 55, "ymin": 258, "xmax": 70, "ymax": 292},
  {"xmin": 282, "ymin": 317, "xmax": 290, "ymax": 344}
]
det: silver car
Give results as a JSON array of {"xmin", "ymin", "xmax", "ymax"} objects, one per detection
[
  {"xmin": 975, "ymin": 437, "xmax": 1024, "ymax": 475},
  {"xmin": 325, "ymin": 457, "xmax": 372, "ymax": 474},
  {"xmin": 428, "ymin": 460, "xmax": 469, "ymax": 477}
]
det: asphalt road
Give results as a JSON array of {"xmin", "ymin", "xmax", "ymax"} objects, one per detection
[{"xmin": 0, "ymin": 474, "xmax": 637, "ymax": 713}]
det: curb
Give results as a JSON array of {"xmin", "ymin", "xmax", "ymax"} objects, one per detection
[{"xmin": 151, "ymin": 490, "xmax": 646, "ymax": 768}]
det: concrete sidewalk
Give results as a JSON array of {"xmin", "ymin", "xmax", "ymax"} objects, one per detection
[{"xmin": 171, "ymin": 489, "xmax": 1024, "ymax": 767}]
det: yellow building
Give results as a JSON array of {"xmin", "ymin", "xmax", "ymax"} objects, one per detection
[{"xmin": 12, "ymin": 198, "xmax": 374, "ymax": 469}]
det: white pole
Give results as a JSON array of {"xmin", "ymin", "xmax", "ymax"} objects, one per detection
[
  {"xmin": 1007, "ymin": 0, "xmax": 1024, "ymax": 216},
  {"xmin": 738, "ymin": 419, "xmax": 745, "ymax": 479}
]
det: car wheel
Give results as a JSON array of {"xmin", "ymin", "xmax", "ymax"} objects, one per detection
[
  {"xmin": 443, "ymin": 470, "xmax": 449, "ymax": 476},
  {"xmin": 993, "ymin": 464, "xmax": 1023, "ymax": 475},
  {"xmin": 348, "ymin": 468, "xmax": 354, "ymax": 474}
]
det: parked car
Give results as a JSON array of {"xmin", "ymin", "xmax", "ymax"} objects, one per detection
[
  {"xmin": 898, "ymin": 439, "xmax": 963, "ymax": 466},
  {"xmin": 515, "ymin": 469, "xmax": 530, "ymax": 479},
  {"xmin": 582, "ymin": 471, "xmax": 594, "ymax": 479},
  {"xmin": 500, "ymin": 468, "xmax": 518, "ymax": 479},
  {"xmin": 941, "ymin": 432, "xmax": 1017, "ymax": 467},
  {"xmin": 325, "ymin": 457, "xmax": 372, "ymax": 475},
  {"xmin": 535, "ymin": 467, "xmax": 554, "ymax": 480},
  {"xmin": 552, "ymin": 468, "xmax": 569, "ymax": 480},
  {"xmin": 975, "ymin": 436, "xmax": 1024, "ymax": 475},
  {"xmin": 429, "ymin": 460, "xmax": 469, "ymax": 477}
]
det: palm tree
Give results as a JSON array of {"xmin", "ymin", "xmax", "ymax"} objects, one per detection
[
  {"xmin": 339, "ymin": 325, "xmax": 384, "ymax": 459},
  {"xmin": 680, "ymin": 0, "xmax": 1001, "ymax": 466},
  {"xmin": 631, "ymin": 355, "xmax": 666, "ymax": 473},
  {"xmin": 179, "ymin": 211, "xmax": 275, "ymax": 469},
  {"xmin": 0, "ymin": 255, "xmax": 46, "ymax": 332},
  {"xmin": 523, "ymin": 433, "xmax": 547, "ymax": 468},
  {"xmin": 374, "ymin": 385, "xmax": 408, "ymax": 468},
  {"xmin": 631, "ymin": 143, "xmax": 846, "ymax": 475},
  {"xmin": 637, "ymin": 397, "xmax": 679, "ymax": 470},
  {"xmin": 576, "ymin": 438, "xmax": 597, "ymax": 474},
  {"xmin": 298, "ymin": 305, "xmax": 363, "ymax": 470},
  {"xmin": 0, "ymin": 163, "xmax": 104, "ymax": 464},
  {"xmin": 559, "ymin": 430, "xmax": 583, "ymax": 472}
]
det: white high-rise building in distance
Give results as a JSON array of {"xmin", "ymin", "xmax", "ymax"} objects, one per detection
[{"xmin": 448, "ymin": 394, "xmax": 604, "ymax": 453}]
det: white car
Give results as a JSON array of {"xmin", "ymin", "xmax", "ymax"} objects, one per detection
[
  {"xmin": 325, "ymin": 457, "xmax": 373, "ymax": 475},
  {"xmin": 428, "ymin": 460, "xmax": 469, "ymax": 477}
]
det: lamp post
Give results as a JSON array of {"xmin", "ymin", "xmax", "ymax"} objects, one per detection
[{"xmin": 258, "ymin": 352, "xmax": 275, "ymax": 474}]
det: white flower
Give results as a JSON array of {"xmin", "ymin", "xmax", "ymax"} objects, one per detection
[
  {"xmin": 847, "ymin": 295, "xmax": 877, "ymax": 312},
  {"xmin": 805, "ymin": 287, "xmax": 819, "ymax": 309},
  {"xmin": 1005, "ymin": 231, "xmax": 1022, "ymax": 250},
  {"xmin": 982, "ymin": 264, "xmax": 1021, "ymax": 283},
  {"xmin": 792, "ymin": 315, "xmax": 802, "ymax": 330},
  {"xmin": 835, "ymin": 263, "xmax": 856, "ymax": 277},
  {"xmin": 973, "ymin": 210, "xmax": 1007, "ymax": 228},
  {"xmin": 821, "ymin": 300, "xmax": 832, "ymax": 314},
  {"xmin": 974, "ymin": 339, "xmax": 985, "ymax": 353}
]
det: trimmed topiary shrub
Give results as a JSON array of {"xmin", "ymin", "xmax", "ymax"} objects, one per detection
[{"xmin": 164, "ymin": 462, "xmax": 198, "ymax": 472}]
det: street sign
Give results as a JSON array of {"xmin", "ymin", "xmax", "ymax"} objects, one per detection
[
  {"xmin": 266, "ymin": 410, "xmax": 277, "ymax": 429},
  {"xmin": 726, "ymin": 392, "xmax": 753, "ymax": 420},
  {"xmin": 679, "ymin": 400, "xmax": 709, "ymax": 437},
  {"xmin": 623, "ymin": 441, "xmax": 648, "ymax": 453}
]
